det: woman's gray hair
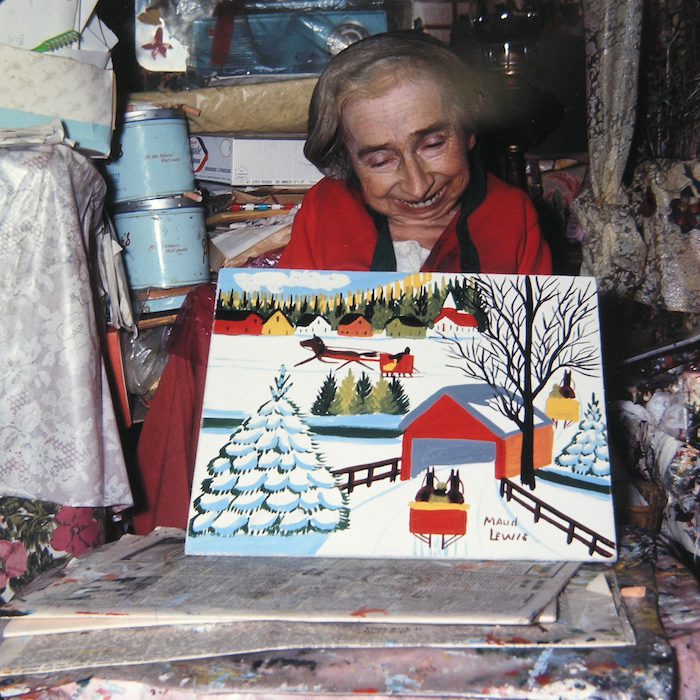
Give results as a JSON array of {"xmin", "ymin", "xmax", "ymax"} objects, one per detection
[{"xmin": 304, "ymin": 30, "xmax": 489, "ymax": 180}]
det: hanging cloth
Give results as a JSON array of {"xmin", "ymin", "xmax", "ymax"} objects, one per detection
[{"xmin": 570, "ymin": 0, "xmax": 646, "ymax": 298}]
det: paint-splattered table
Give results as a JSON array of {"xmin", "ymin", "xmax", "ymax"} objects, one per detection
[{"xmin": 2, "ymin": 527, "xmax": 697, "ymax": 699}]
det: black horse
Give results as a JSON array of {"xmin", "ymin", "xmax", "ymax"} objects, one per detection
[
  {"xmin": 446, "ymin": 469, "xmax": 465, "ymax": 504},
  {"xmin": 414, "ymin": 467, "xmax": 436, "ymax": 502}
]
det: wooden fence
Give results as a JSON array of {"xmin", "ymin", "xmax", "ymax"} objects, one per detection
[
  {"xmin": 500, "ymin": 478, "xmax": 616, "ymax": 558},
  {"xmin": 332, "ymin": 457, "xmax": 401, "ymax": 493}
]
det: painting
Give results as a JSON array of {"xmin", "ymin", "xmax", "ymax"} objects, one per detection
[{"xmin": 185, "ymin": 270, "xmax": 617, "ymax": 561}]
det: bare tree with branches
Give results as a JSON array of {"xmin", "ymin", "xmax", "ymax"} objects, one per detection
[{"xmin": 442, "ymin": 276, "xmax": 600, "ymax": 489}]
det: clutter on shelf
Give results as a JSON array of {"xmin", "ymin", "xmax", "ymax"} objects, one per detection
[
  {"xmin": 0, "ymin": 0, "xmax": 117, "ymax": 157},
  {"xmin": 133, "ymin": 0, "xmax": 413, "ymax": 85},
  {"xmin": 610, "ymin": 334, "xmax": 700, "ymax": 557}
]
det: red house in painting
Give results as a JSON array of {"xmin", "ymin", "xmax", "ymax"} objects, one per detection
[
  {"xmin": 429, "ymin": 308, "xmax": 478, "ymax": 336},
  {"xmin": 213, "ymin": 310, "xmax": 264, "ymax": 335},
  {"xmin": 398, "ymin": 384, "xmax": 554, "ymax": 481},
  {"xmin": 337, "ymin": 313, "xmax": 373, "ymax": 337}
]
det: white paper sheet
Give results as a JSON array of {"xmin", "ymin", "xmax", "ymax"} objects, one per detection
[{"xmin": 0, "ymin": 0, "xmax": 115, "ymax": 60}]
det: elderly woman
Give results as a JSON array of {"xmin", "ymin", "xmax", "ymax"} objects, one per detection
[{"xmin": 279, "ymin": 31, "xmax": 552, "ymax": 274}]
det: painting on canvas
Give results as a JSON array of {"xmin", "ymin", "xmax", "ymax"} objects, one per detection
[{"xmin": 185, "ymin": 270, "xmax": 617, "ymax": 561}]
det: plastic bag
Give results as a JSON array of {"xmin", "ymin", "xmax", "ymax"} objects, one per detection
[{"xmin": 121, "ymin": 326, "xmax": 172, "ymax": 400}]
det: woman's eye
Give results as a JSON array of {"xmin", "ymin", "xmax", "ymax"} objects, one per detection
[
  {"xmin": 422, "ymin": 136, "xmax": 447, "ymax": 151},
  {"xmin": 365, "ymin": 153, "xmax": 398, "ymax": 170}
]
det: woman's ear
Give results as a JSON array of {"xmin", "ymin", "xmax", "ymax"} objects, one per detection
[{"xmin": 465, "ymin": 132, "xmax": 477, "ymax": 151}]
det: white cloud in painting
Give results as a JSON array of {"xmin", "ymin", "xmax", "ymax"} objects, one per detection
[{"xmin": 233, "ymin": 271, "xmax": 352, "ymax": 294}]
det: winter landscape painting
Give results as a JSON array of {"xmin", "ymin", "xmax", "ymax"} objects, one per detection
[{"xmin": 185, "ymin": 269, "xmax": 617, "ymax": 561}]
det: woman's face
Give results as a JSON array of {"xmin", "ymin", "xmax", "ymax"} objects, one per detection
[{"xmin": 341, "ymin": 78, "xmax": 475, "ymax": 225}]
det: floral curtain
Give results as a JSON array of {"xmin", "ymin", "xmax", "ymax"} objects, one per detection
[{"xmin": 570, "ymin": 0, "xmax": 645, "ymax": 298}]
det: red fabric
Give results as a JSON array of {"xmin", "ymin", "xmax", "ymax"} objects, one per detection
[
  {"xmin": 279, "ymin": 175, "xmax": 552, "ymax": 274},
  {"xmin": 133, "ymin": 284, "xmax": 216, "ymax": 535}
]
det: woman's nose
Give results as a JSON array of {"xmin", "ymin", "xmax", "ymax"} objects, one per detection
[{"xmin": 399, "ymin": 156, "xmax": 433, "ymax": 199}]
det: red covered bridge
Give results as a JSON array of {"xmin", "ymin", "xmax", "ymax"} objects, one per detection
[{"xmin": 398, "ymin": 384, "xmax": 554, "ymax": 481}]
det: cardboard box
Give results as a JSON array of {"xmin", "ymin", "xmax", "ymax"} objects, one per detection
[
  {"xmin": 190, "ymin": 132, "xmax": 323, "ymax": 186},
  {"xmin": 0, "ymin": 43, "xmax": 115, "ymax": 158}
]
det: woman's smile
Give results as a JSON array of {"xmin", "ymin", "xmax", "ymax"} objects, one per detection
[{"xmin": 396, "ymin": 185, "xmax": 447, "ymax": 210}]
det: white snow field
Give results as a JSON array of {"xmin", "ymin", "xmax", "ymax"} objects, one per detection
[{"xmin": 186, "ymin": 333, "xmax": 616, "ymax": 561}]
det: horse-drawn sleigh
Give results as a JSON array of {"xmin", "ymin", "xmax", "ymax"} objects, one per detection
[
  {"xmin": 409, "ymin": 468, "xmax": 468, "ymax": 550},
  {"xmin": 296, "ymin": 336, "xmax": 417, "ymax": 377}
]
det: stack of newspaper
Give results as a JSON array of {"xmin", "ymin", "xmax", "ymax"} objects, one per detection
[{"xmin": 0, "ymin": 528, "xmax": 634, "ymax": 677}]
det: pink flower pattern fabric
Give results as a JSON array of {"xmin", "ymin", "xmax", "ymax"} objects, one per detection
[
  {"xmin": 0, "ymin": 540, "xmax": 28, "ymax": 590},
  {"xmin": 0, "ymin": 497, "xmax": 105, "ymax": 602},
  {"xmin": 50, "ymin": 506, "xmax": 104, "ymax": 557}
]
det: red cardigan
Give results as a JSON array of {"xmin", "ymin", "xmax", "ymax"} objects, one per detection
[{"xmin": 279, "ymin": 175, "xmax": 552, "ymax": 274}]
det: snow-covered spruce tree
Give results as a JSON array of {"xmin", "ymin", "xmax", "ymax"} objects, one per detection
[
  {"xmin": 189, "ymin": 366, "xmax": 349, "ymax": 538},
  {"xmin": 555, "ymin": 394, "xmax": 610, "ymax": 476}
]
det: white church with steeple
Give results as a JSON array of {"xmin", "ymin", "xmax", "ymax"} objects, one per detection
[{"xmin": 427, "ymin": 291, "xmax": 479, "ymax": 338}]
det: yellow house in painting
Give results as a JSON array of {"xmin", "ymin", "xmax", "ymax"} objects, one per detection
[{"xmin": 262, "ymin": 310, "xmax": 294, "ymax": 336}]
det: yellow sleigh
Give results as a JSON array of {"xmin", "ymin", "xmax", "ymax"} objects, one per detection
[{"xmin": 545, "ymin": 396, "xmax": 580, "ymax": 425}]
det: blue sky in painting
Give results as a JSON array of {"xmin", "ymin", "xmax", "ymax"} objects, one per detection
[{"xmin": 217, "ymin": 269, "xmax": 409, "ymax": 297}]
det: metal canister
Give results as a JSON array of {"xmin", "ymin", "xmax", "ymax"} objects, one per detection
[
  {"xmin": 113, "ymin": 196, "xmax": 210, "ymax": 291},
  {"xmin": 105, "ymin": 108, "xmax": 195, "ymax": 203}
]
